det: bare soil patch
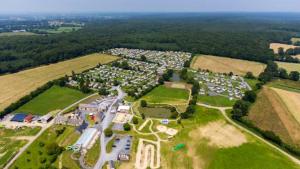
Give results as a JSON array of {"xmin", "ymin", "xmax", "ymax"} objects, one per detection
[
  {"xmin": 189, "ymin": 120, "xmax": 247, "ymax": 148},
  {"xmin": 191, "ymin": 55, "xmax": 265, "ymax": 76}
]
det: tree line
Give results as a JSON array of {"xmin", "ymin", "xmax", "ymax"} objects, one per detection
[{"xmin": 1, "ymin": 15, "xmax": 300, "ymax": 74}]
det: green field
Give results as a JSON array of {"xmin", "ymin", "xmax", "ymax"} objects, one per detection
[
  {"xmin": 0, "ymin": 32, "xmax": 37, "ymax": 37},
  {"xmin": 10, "ymin": 125, "xmax": 79, "ymax": 169},
  {"xmin": 142, "ymin": 85, "xmax": 189, "ymax": 105},
  {"xmin": 0, "ymin": 127, "xmax": 41, "ymax": 168},
  {"xmin": 15, "ymin": 85, "xmax": 89, "ymax": 115},
  {"xmin": 268, "ymin": 80, "xmax": 300, "ymax": 93},
  {"xmin": 197, "ymin": 95, "xmax": 236, "ymax": 107},
  {"xmin": 38, "ymin": 26, "xmax": 82, "ymax": 34},
  {"xmin": 138, "ymin": 105, "xmax": 178, "ymax": 119},
  {"xmin": 84, "ymin": 138, "xmax": 100, "ymax": 167},
  {"xmin": 160, "ymin": 106, "xmax": 300, "ymax": 169}
]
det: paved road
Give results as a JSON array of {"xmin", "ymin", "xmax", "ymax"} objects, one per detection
[
  {"xmin": 196, "ymin": 103, "xmax": 300, "ymax": 166},
  {"xmin": 94, "ymin": 86, "xmax": 126, "ymax": 169},
  {"xmin": 4, "ymin": 93, "xmax": 98, "ymax": 169}
]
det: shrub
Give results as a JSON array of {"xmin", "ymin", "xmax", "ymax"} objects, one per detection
[
  {"xmin": 104, "ymin": 128, "xmax": 113, "ymax": 137},
  {"xmin": 140, "ymin": 100, "xmax": 147, "ymax": 107},
  {"xmin": 123, "ymin": 123, "xmax": 131, "ymax": 131},
  {"xmin": 132, "ymin": 117, "xmax": 139, "ymax": 124}
]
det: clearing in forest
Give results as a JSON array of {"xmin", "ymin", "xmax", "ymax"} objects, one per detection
[
  {"xmin": 270, "ymin": 43, "xmax": 299, "ymax": 53},
  {"xmin": 0, "ymin": 53, "xmax": 118, "ymax": 111},
  {"xmin": 191, "ymin": 55, "xmax": 265, "ymax": 76},
  {"xmin": 275, "ymin": 61, "xmax": 300, "ymax": 73}
]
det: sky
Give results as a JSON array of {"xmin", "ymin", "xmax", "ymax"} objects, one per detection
[{"xmin": 1, "ymin": 0, "xmax": 300, "ymax": 13}]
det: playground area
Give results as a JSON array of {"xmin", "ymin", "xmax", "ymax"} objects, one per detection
[
  {"xmin": 156, "ymin": 125, "xmax": 178, "ymax": 137},
  {"xmin": 135, "ymin": 138, "xmax": 161, "ymax": 169}
]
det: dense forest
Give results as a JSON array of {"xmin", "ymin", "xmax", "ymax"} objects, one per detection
[{"xmin": 1, "ymin": 13, "xmax": 300, "ymax": 74}]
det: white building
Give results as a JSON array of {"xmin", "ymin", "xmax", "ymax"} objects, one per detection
[{"xmin": 73, "ymin": 128, "xmax": 99, "ymax": 151}]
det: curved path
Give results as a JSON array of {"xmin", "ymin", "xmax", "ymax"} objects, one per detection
[{"xmin": 196, "ymin": 103, "xmax": 300, "ymax": 166}]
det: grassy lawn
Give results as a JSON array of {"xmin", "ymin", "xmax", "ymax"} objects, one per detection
[
  {"xmin": 268, "ymin": 79, "xmax": 300, "ymax": 93},
  {"xmin": 0, "ymin": 126, "xmax": 41, "ymax": 137},
  {"xmin": 197, "ymin": 95, "xmax": 236, "ymax": 107},
  {"xmin": 0, "ymin": 32, "xmax": 37, "ymax": 37},
  {"xmin": 244, "ymin": 78, "xmax": 260, "ymax": 89},
  {"xmin": 60, "ymin": 151, "xmax": 80, "ymax": 169},
  {"xmin": 142, "ymin": 85, "xmax": 189, "ymax": 105},
  {"xmin": 106, "ymin": 137, "xmax": 116, "ymax": 153},
  {"xmin": 0, "ymin": 127, "xmax": 41, "ymax": 168},
  {"xmin": 138, "ymin": 107, "xmax": 173, "ymax": 119},
  {"xmin": 84, "ymin": 138, "xmax": 100, "ymax": 167},
  {"xmin": 15, "ymin": 85, "xmax": 88, "ymax": 115},
  {"xmin": 38, "ymin": 26, "xmax": 82, "ymax": 34},
  {"xmin": 160, "ymin": 105, "xmax": 300, "ymax": 169},
  {"xmin": 10, "ymin": 125, "xmax": 79, "ymax": 169}
]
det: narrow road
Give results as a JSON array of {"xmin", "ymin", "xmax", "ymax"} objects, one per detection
[
  {"xmin": 196, "ymin": 103, "xmax": 300, "ymax": 166},
  {"xmin": 4, "ymin": 93, "xmax": 98, "ymax": 169},
  {"xmin": 93, "ymin": 86, "xmax": 126, "ymax": 169}
]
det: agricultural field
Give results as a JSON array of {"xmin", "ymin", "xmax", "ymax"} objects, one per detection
[
  {"xmin": 197, "ymin": 95, "xmax": 236, "ymax": 107},
  {"xmin": 0, "ymin": 32, "xmax": 37, "ymax": 37},
  {"xmin": 15, "ymin": 85, "xmax": 88, "ymax": 115},
  {"xmin": 37, "ymin": 26, "xmax": 82, "ymax": 34},
  {"xmin": 270, "ymin": 43, "xmax": 299, "ymax": 53},
  {"xmin": 0, "ymin": 127, "xmax": 41, "ymax": 168},
  {"xmin": 248, "ymin": 80, "xmax": 300, "ymax": 148},
  {"xmin": 141, "ymin": 85, "xmax": 189, "ymax": 105},
  {"xmin": 276, "ymin": 61, "xmax": 300, "ymax": 73},
  {"xmin": 10, "ymin": 125, "xmax": 80, "ymax": 169},
  {"xmin": 160, "ymin": 106, "xmax": 300, "ymax": 169},
  {"xmin": 0, "ymin": 53, "xmax": 118, "ymax": 111},
  {"xmin": 291, "ymin": 38, "xmax": 300, "ymax": 45},
  {"xmin": 191, "ymin": 55, "xmax": 266, "ymax": 76}
]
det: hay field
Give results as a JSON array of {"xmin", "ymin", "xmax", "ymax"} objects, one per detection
[
  {"xmin": 0, "ymin": 53, "xmax": 118, "ymax": 111},
  {"xmin": 270, "ymin": 43, "xmax": 298, "ymax": 53},
  {"xmin": 248, "ymin": 86, "xmax": 300, "ymax": 148},
  {"xmin": 191, "ymin": 55, "xmax": 266, "ymax": 76},
  {"xmin": 276, "ymin": 61, "xmax": 300, "ymax": 73},
  {"xmin": 272, "ymin": 88, "xmax": 300, "ymax": 125},
  {"xmin": 291, "ymin": 38, "xmax": 300, "ymax": 44}
]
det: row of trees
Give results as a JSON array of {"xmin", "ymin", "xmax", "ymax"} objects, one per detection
[{"xmin": 259, "ymin": 61, "xmax": 299, "ymax": 83}]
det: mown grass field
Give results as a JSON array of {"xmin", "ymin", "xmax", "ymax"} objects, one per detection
[
  {"xmin": 15, "ymin": 85, "xmax": 88, "ymax": 115},
  {"xmin": 10, "ymin": 125, "xmax": 80, "ymax": 169},
  {"xmin": 276, "ymin": 61, "xmax": 300, "ymax": 73},
  {"xmin": 0, "ymin": 32, "xmax": 37, "ymax": 37},
  {"xmin": 84, "ymin": 138, "xmax": 100, "ymax": 167},
  {"xmin": 141, "ymin": 85, "xmax": 189, "ymax": 105},
  {"xmin": 138, "ymin": 107, "xmax": 173, "ymax": 118},
  {"xmin": 0, "ymin": 53, "xmax": 118, "ymax": 111},
  {"xmin": 38, "ymin": 26, "xmax": 82, "ymax": 34},
  {"xmin": 248, "ymin": 80, "xmax": 300, "ymax": 148},
  {"xmin": 160, "ymin": 106, "xmax": 300, "ymax": 169},
  {"xmin": 191, "ymin": 55, "xmax": 266, "ymax": 76},
  {"xmin": 0, "ymin": 127, "xmax": 41, "ymax": 168},
  {"xmin": 197, "ymin": 95, "xmax": 236, "ymax": 107}
]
